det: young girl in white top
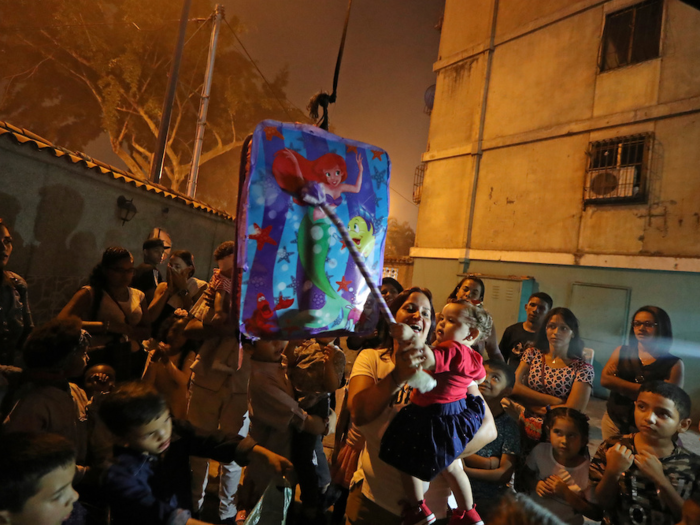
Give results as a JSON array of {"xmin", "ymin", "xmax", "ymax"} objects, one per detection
[{"xmin": 524, "ymin": 407, "xmax": 595, "ymax": 525}]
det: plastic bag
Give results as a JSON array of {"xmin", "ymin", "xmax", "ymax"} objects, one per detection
[{"xmin": 244, "ymin": 481, "xmax": 292, "ymax": 525}]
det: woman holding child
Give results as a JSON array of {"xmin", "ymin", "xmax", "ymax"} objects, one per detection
[
  {"xmin": 346, "ymin": 287, "xmax": 497, "ymax": 525},
  {"xmin": 508, "ymin": 307, "xmax": 594, "ymax": 443},
  {"xmin": 600, "ymin": 305, "xmax": 683, "ymax": 440}
]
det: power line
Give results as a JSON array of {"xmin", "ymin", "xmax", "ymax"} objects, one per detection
[
  {"xmin": 389, "ymin": 186, "xmax": 418, "ymax": 207},
  {"xmin": 222, "ymin": 18, "xmax": 305, "ymax": 122}
]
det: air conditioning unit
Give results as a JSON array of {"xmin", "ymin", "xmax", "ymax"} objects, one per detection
[{"xmin": 585, "ymin": 166, "xmax": 638, "ymax": 201}]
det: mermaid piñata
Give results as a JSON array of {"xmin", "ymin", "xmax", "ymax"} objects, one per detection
[{"xmin": 272, "ymin": 148, "xmax": 364, "ymax": 328}]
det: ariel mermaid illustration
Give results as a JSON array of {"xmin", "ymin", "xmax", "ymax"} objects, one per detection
[{"xmin": 272, "ymin": 148, "xmax": 364, "ymax": 328}]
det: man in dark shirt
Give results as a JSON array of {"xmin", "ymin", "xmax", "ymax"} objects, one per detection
[
  {"xmin": 131, "ymin": 238, "xmax": 165, "ymax": 303},
  {"xmin": 498, "ymin": 292, "xmax": 552, "ymax": 365}
]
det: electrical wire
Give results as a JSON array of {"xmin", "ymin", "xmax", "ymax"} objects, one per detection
[
  {"xmin": 389, "ymin": 186, "xmax": 419, "ymax": 207},
  {"xmin": 222, "ymin": 18, "xmax": 303, "ymax": 122}
]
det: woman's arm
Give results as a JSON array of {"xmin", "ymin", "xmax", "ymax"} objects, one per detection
[
  {"xmin": 459, "ymin": 383, "xmax": 497, "ymax": 456},
  {"xmin": 348, "ymin": 345, "xmax": 425, "ymax": 427},
  {"xmin": 483, "ymin": 323, "xmax": 505, "ymax": 362},
  {"xmin": 463, "ymin": 453, "xmax": 516, "ymax": 484},
  {"xmin": 559, "ymin": 381, "xmax": 592, "ymax": 412},
  {"xmin": 512, "ymin": 359, "xmax": 564, "ymax": 408},
  {"xmin": 667, "ymin": 359, "xmax": 684, "ymax": 388},
  {"xmin": 148, "ymin": 282, "xmax": 171, "ymax": 321},
  {"xmin": 184, "ymin": 317, "xmax": 236, "ymax": 340},
  {"xmin": 131, "ymin": 293, "xmax": 152, "ymax": 342},
  {"xmin": 600, "ymin": 346, "xmax": 640, "ymax": 399},
  {"xmin": 58, "ymin": 288, "xmax": 108, "ymax": 333}
]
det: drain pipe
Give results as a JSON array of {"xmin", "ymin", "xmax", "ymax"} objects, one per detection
[{"xmin": 463, "ymin": 0, "xmax": 499, "ymax": 267}]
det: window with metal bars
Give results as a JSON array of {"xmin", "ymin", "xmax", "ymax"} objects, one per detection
[
  {"xmin": 584, "ymin": 134, "xmax": 652, "ymax": 204},
  {"xmin": 600, "ymin": 0, "xmax": 663, "ymax": 72},
  {"xmin": 413, "ymin": 163, "xmax": 425, "ymax": 204}
]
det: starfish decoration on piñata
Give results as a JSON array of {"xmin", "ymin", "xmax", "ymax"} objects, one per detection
[
  {"xmin": 264, "ymin": 127, "xmax": 284, "ymax": 141},
  {"xmin": 277, "ymin": 247, "xmax": 294, "ymax": 264},
  {"xmin": 346, "ymin": 144, "xmax": 358, "ymax": 154},
  {"xmin": 249, "ymin": 224, "xmax": 277, "ymax": 251},
  {"xmin": 374, "ymin": 194, "xmax": 382, "ymax": 207},
  {"xmin": 288, "ymin": 276, "xmax": 301, "ymax": 294},
  {"xmin": 336, "ymin": 276, "xmax": 352, "ymax": 292},
  {"xmin": 371, "ymin": 150, "xmax": 384, "ymax": 160},
  {"xmin": 371, "ymin": 166, "xmax": 387, "ymax": 188}
]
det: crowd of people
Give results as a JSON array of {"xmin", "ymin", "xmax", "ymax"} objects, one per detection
[{"xmin": 0, "ymin": 217, "xmax": 698, "ymax": 525}]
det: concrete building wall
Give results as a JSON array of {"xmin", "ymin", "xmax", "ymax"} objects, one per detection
[
  {"xmin": 413, "ymin": 0, "xmax": 700, "ymax": 418},
  {"xmin": 0, "ymin": 138, "xmax": 236, "ymax": 324}
]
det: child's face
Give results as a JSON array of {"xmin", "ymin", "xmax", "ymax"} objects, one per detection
[
  {"xmin": 546, "ymin": 314, "xmax": 573, "ymax": 352},
  {"xmin": 217, "ymin": 254, "xmax": 234, "ymax": 276},
  {"xmin": 251, "ymin": 340, "xmax": 288, "ymax": 363},
  {"xmin": 435, "ymin": 303, "xmax": 475, "ymax": 344},
  {"xmin": 525, "ymin": 297, "xmax": 550, "ymax": 325},
  {"xmin": 125, "ymin": 410, "xmax": 173, "ymax": 455},
  {"xmin": 456, "ymin": 279, "xmax": 482, "ymax": 302},
  {"xmin": 550, "ymin": 417, "xmax": 584, "ymax": 463},
  {"xmin": 84, "ymin": 365, "xmax": 116, "ymax": 395},
  {"xmin": 479, "ymin": 365, "xmax": 510, "ymax": 400},
  {"xmin": 634, "ymin": 391, "xmax": 691, "ymax": 440},
  {"xmin": 2, "ymin": 461, "xmax": 78, "ymax": 525}
]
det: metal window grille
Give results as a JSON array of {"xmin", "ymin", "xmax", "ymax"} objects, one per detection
[
  {"xmin": 600, "ymin": 0, "xmax": 663, "ymax": 72},
  {"xmin": 383, "ymin": 267, "xmax": 399, "ymax": 280},
  {"xmin": 413, "ymin": 163, "xmax": 425, "ymax": 204},
  {"xmin": 584, "ymin": 134, "xmax": 652, "ymax": 204}
]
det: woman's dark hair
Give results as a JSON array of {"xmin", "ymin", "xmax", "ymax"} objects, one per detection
[
  {"xmin": 534, "ymin": 307, "xmax": 584, "ymax": 359},
  {"xmin": 170, "ymin": 249, "xmax": 195, "ymax": 278},
  {"xmin": 630, "ymin": 306, "xmax": 673, "ymax": 352},
  {"xmin": 542, "ymin": 407, "xmax": 590, "ymax": 456},
  {"xmin": 99, "ymin": 382, "xmax": 168, "ymax": 437},
  {"xmin": 448, "ymin": 276, "xmax": 485, "ymax": 301},
  {"xmin": 88, "ymin": 246, "xmax": 132, "ymax": 321},
  {"xmin": 380, "ymin": 287, "xmax": 436, "ymax": 358},
  {"xmin": 0, "ymin": 433, "xmax": 76, "ymax": 513}
]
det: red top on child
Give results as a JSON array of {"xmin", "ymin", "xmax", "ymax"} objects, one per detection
[{"xmin": 410, "ymin": 341, "xmax": 486, "ymax": 407}]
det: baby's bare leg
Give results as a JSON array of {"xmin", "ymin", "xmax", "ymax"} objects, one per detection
[
  {"xmin": 441, "ymin": 459, "xmax": 473, "ymax": 510},
  {"xmin": 400, "ymin": 472, "xmax": 424, "ymax": 507}
]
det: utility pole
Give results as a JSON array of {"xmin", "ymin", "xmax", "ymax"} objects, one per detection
[
  {"xmin": 186, "ymin": 5, "xmax": 224, "ymax": 198},
  {"xmin": 150, "ymin": 0, "xmax": 193, "ymax": 184}
]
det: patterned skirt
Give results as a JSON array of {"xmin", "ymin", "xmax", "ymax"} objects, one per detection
[{"xmin": 378, "ymin": 395, "xmax": 485, "ymax": 482}]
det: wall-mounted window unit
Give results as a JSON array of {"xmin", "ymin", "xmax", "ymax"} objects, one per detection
[{"xmin": 584, "ymin": 134, "xmax": 652, "ymax": 205}]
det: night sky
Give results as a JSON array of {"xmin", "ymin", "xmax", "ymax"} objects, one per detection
[{"xmin": 90, "ymin": 0, "xmax": 444, "ymax": 228}]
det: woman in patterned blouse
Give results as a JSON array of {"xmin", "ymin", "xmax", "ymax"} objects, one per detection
[{"xmin": 508, "ymin": 307, "xmax": 594, "ymax": 444}]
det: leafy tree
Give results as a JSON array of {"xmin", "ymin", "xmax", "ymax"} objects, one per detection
[
  {"xmin": 0, "ymin": 0, "xmax": 307, "ymax": 202},
  {"xmin": 385, "ymin": 217, "xmax": 415, "ymax": 257}
]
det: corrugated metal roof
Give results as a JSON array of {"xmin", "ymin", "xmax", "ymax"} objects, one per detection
[{"xmin": 0, "ymin": 120, "xmax": 234, "ymax": 221}]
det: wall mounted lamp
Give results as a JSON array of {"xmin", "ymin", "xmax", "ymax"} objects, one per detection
[{"xmin": 116, "ymin": 195, "xmax": 138, "ymax": 225}]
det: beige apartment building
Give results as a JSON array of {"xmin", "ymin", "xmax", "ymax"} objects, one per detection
[{"xmin": 412, "ymin": 0, "xmax": 700, "ymax": 409}]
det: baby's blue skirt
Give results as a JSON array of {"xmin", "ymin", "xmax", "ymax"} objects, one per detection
[{"xmin": 378, "ymin": 394, "xmax": 485, "ymax": 482}]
